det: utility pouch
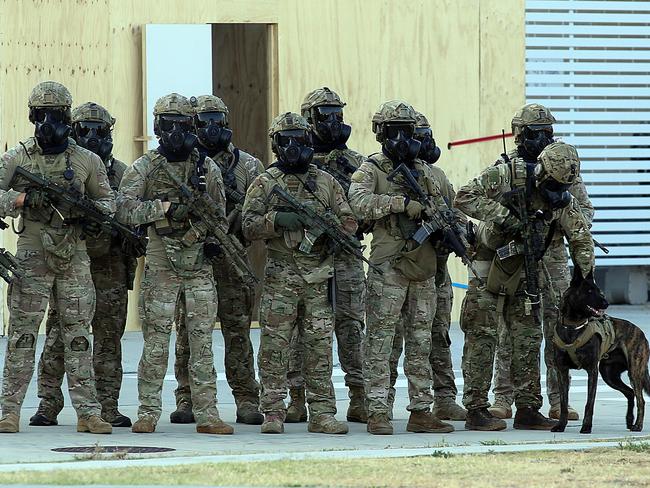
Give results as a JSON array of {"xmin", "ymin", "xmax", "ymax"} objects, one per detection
[
  {"xmin": 161, "ymin": 236, "xmax": 204, "ymax": 272},
  {"xmin": 486, "ymin": 254, "xmax": 524, "ymax": 296},
  {"xmin": 154, "ymin": 218, "xmax": 173, "ymax": 236},
  {"xmin": 40, "ymin": 227, "xmax": 77, "ymax": 273},
  {"xmin": 394, "ymin": 241, "xmax": 437, "ymax": 282}
]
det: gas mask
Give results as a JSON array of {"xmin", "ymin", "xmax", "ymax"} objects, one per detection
[
  {"xmin": 273, "ymin": 129, "xmax": 314, "ymax": 173},
  {"xmin": 414, "ymin": 127, "xmax": 441, "ymax": 165},
  {"xmin": 311, "ymin": 106, "xmax": 351, "ymax": 147},
  {"xmin": 194, "ymin": 111, "xmax": 232, "ymax": 155},
  {"xmin": 538, "ymin": 176, "xmax": 572, "ymax": 209},
  {"xmin": 156, "ymin": 114, "xmax": 197, "ymax": 161},
  {"xmin": 73, "ymin": 121, "xmax": 113, "ymax": 161},
  {"xmin": 519, "ymin": 126, "xmax": 554, "ymax": 162},
  {"xmin": 30, "ymin": 108, "xmax": 71, "ymax": 152},
  {"xmin": 382, "ymin": 124, "xmax": 421, "ymax": 164}
]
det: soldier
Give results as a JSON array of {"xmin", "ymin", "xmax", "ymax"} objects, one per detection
[
  {"xmin": 0, "ymin": 81, "xmax": 114, "ymax": 434},
  {"xmin": 284, "ymin": 87, "xmax": 367, "ymax": 424},
  {"xmin": 170, "ymin": 95, "xmax": 264, "ymax": 426},
  {"xmin": 455, "ymin": 141, "xmax": 594, "ymax": 431},
  {"xmin": 488, "ymin": 104, "xmax": 593, "ymax": 422},
  {"xmin": 29, "ymin": 102, "xmax": 136, "ymax": 428},
  {"xmin": 242, "ymin": 112, "xmax": 354, "ymax": 434},
  {"xmin": 387, "ymin": 112, "xmax": 466, "ymax": 422},
  {"xmin": 117, "ymin": 93, "xmax": 232, "ymax": 435},
  {"xmin": 348, "ymin": 100, "xmax": 455, "ymax": 435}
]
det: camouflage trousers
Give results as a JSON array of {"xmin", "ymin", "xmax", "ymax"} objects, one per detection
[
  {"xmin": 365, "ymin": 261, "xmax": 436, "ymax": 416},
  {"xmin": 1, "ymin": 250, "xmax": 101, "ymax": 418},
  {"xmin": 137, "ymin": 262, "xmax": 220, "ymax": 424},
  {"xmin": 389, "ymin": 270, "xmax": 456, "ymax": 405},
  {"xmin": 287, "ymin": 254, "xmax": 365, "ymax": 391},
  {"xmin": 35, "ymin": 254, "xmax": 129, "ymax": 419},
  {"xmin": 492, "ymin": 243, "xmax": 570, "ymax": 408},
  {"xmin": 460, "ymin": 273, "xmax": 543, "ymax": 411},
  {"xmin": 174, "ymin": 254, "xmax": 260, "ymax": 409},
  {"xmin": 258, "ymin": 256, "xmax": 336, "ymax": 417}
]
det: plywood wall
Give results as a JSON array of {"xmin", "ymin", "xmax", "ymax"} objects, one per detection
[{"xmin": 0, "ymin": 0, "xmax": 525, "ymax": 329}]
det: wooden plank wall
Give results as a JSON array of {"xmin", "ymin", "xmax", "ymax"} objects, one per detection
[{"xmin": 0, "ymin": 0, "xmax": 525, "ymax": 329}]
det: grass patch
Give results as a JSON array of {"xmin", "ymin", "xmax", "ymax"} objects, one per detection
[
  {"xmin": 618, "ymin": 440, "xmax": 650, "ymax": 453},
  {"xmin": 2, "ymin": 448, "xmax": 650, "ymax": 487},
  {"xmin": 479, "ymin": 439, "xmax": 507, "ymax": 446}
]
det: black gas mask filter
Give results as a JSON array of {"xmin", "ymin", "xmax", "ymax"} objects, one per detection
[
  {"xmin": 195, "ymin": 111, "xmax": 232, "ymax": 154},
  {"xmin": 519, "ymin": 126, "xmax": 554, "ymax": 161},
  {"xmin": 312, "ymin": 106, "xmax": 351, "ymax": 147},
  {"xmin": 156, "ymin": 114, "xmax": 197, "ymax": 161},
  {"xmin": 73, "ymin": 121, "xmax": 113, "ymax": 160},
  {"xmin": 414, "ymin": 127, "xmax": 441, "ymax": 164},
  {"xmin": 382, "ymin": 123, "xmax": 421, "ymax": 164},
  {"xmin": 30, "ymin": 108, "xmax": 71, "ymax": 152},
  {"xmin": 273, "ymin": 129, "xmax": 314, "ymax": 173}
]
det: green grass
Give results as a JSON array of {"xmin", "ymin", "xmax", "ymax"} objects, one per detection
[
  {"xmin": 618, "ymin": 440, "xmax": 650, "ymax": 452},
  {"xmin": 479, "ymin": 439, "xmax": 508, "ymax": 446}
]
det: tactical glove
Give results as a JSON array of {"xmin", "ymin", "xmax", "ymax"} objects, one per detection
[
  {"xmin": 204, "ymin": 238, "xmax": 222, "ymax": 259},
  {"xmin": 81, "ymin": 219, "xmax": 103, "ymax": 237},
  {"xmin": 274, "ymin": 211, "xmax": 303, "ymax": 231},
  {"xmin": 405, "ymin": 200, "xmax": 423, "ymax": 220},
  {"xmin": 24, "ymin": 188, "xmax": 51, "ymax": 209},
  {"xmin": 166, "ymin": 202, "xmax": 190, "ymax": 222},
  {"xmin": 499, "ymin": 214, "xmax": 523, "ymax": 235}
]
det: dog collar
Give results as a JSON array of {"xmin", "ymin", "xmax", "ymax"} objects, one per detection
[{"xmin": 560, "ymin": 319, "xmax": 589, "ymax": 330}]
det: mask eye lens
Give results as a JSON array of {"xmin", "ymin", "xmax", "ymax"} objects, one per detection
[
  {"xmin": 277, "ymin": 130, "xmax": 309, "ymax": 147},
  {"xmin": 196, "ymin": 112, "xmax": 226, "ymax": 129},
  {"xmin": 414, "ymin": 128, "xmax": 432, "ymax": 142},
  {"xmin": 34, "ymin": 108, "xmax": 66, "ymax": 123},
  {"xmin": 76, "ymin": 122, "xmax": 110, "ymax": 138},
  {"xmin": 159, "ymin": 115, "xmax": 192, "ymax": 132},
  {"xmin": 315, "ymin": 106, "xmax": 343, "ymax": 122},
  {"xmin": 385, "ymin": 124, "xmax": 414, "ymax": 140}
]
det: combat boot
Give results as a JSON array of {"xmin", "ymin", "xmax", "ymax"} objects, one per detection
[
  {"xmin": 132, "ymin": 416, "xmax": 157, "ymax": 433},
  {"xmin": 367, "ymin": 413, "xmax": 393, "ymax": 435},
  {"xmin": 514, "ymin": 407, "xmax": 557, "ymax": 430},
  {"xmin": 29, "ymin": 405, "xmax": 58, "ymax": 426},
  {"xmin": 197, "ymin": 417, "xmax": 234, "ymax": 435},
  {"xmin": 346, "ymin": 386, "xmax": 368, "ymax": 423},
  {"xmin": 261, "ymin": 412, "xmax": 285, "ymax": 434},
  {"xmin": 548, "ymin": 405, "xmax": 580, "ymax": 421},
  {"xmin": 488, "ymin": 399, "xmax": 513, "ymax": 419},
  {"xmin": 308, "ymin": 414, "xmax": 349, "ymax": 434},
  {"xmin": 285, "ymin": 387, "xmax": 307, "ymax": 423},
  {"xmin": 407, "ymin": 410, "xmax": 455, "ymax": 433},
  {"xmin": 236, "ymin": 401, "xmax": 264, "ymax": 425},
  {"xmin": 102, "ymin": 408, "xmax": 132, "ymax": 428},
  {"xmin": 0, "ymin": 413, "xmax": 20, "ymax": 433},
  {"xmin": 432, "ymin": 398, "xmax": 467, "ymax": 421},
  {"xmin": 465, "ymin": 408, "xmax": 507, "ymax": 431},
  {"xmin": 170, "ymin": 401, "xmax": 195, "ymax": 424},
  {"xmin": 77, "ymin": 415, "xmax": 112, "ymax": 434}
]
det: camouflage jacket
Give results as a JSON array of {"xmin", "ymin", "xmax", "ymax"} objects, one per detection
[
  {"xmin": 348, "ymin": 153, "xmax": 456, "ymax": 265},
  {"xmin": 312, "ymin": 147, "xmax": 365, "ymax": 195},
  {"xmin": 454, "ymin": 156, "xmax": 595, "ymax": 277},
  {"xmin": 242, "ymin": 163, "xmax": 356, "ymax": 281},
  {"xmin": 0, "ymin": 137, "xmax": 115, "ymax": 252},
  {"xmin": 117, "ymin": 148, "xmax": 226, "ymax": 271}
]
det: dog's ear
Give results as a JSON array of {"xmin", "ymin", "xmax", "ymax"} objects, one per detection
[
  {"xmin": 570, "ymin": 266, "xmax": 584, "ymax": 288},
  {"xmin": 585, "ymin": 268, "xmax": 595, "ymax": 283}
]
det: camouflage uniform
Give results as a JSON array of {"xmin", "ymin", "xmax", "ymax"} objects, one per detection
[
  {"xmin": 34, "ymin": 102, "xmax": 136, "ymax": 426},
  {"xmin": 286, "ymin": 88, "xmax": 367, "ymax": 422},
  {"xmin": 117, "ymin": 93, "xmax": 229, "ymax": 431},
  {"xmin": 0, "ymin": 82, "xmax": 115, "ymax": 433},
  {"xmin": 349, "ymin": 100, "xmax": 457, "ymax": 434},
  {"xmin": 242, "ymin": 112, "xmax": 355, "ymax": 434},
  {"xmin": 455, "ymin": 141, "xmax": 594, "ymax": 429}
]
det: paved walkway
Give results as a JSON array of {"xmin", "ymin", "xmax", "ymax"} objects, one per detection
[{"xmin": 0, "ymin": 304, "xmax": 648, "ymax": 469}]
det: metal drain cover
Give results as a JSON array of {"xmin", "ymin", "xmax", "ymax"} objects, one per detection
[{"xmin": 52, "ymin": 446, "xmax": 175, "ymax": 454}]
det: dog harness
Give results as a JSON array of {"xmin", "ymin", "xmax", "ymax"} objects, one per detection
[{"xmin": 552, "ymin": 316, "xmax": 616, "ymax": 369}]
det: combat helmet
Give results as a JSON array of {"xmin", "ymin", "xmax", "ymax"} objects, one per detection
[
  {"xmin": 372, "ymin": 100, "xmax": 417, "ymax": 142},
  {"xmin": 72, "ymin": 102, "xmax": 115, "ymax": 126},
  {"xmin": 191, "ymin": 95, "xmax": 229, "ymax": 121},
  {"xmin": 153, "ymin": 93, "xmax": 193, "ymax": 117},
  {"xmin": 268, "ymin": 112, "xmax": 311, "ymax": 138},
  {"xmin": 28, "ymin": 81, "xmax": 73, "ymax": 121},
  {"xmin": 536, "ymin": 141, "xmax": 580, "ymax": 185},
  {"xmin": 414, "ymin": 111, "xmax": 430, "ymax": 128},
  {"xmin": 300, "ymin": 87, "xmax": 345, "ymax": 119},
  {"xmin": 511, "ymin": 103, "xmax": 556, "ymax": 144}
]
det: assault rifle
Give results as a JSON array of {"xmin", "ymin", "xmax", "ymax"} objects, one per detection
[
  {"xmin": 386, "ymin": 163, "xmax": 483, "ymax": 283},
  {"xmin": 161, "ymin": 164, "xmax": 258, "ymax": 285},
  {"xmin": 0, "ymin": 248, "xmax": 21, "ymax": 284},
  {"xmin": 12, "ymin": 166, "xmax": 148, "ymax": 257},
  {"xmin": 266, "ymin": 185, "xmax": 383, "ymax": 274}
]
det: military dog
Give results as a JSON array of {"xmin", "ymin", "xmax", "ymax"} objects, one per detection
[{"xmin": 551, "ymin": 269, "xmax": 650, "ymax": 434}]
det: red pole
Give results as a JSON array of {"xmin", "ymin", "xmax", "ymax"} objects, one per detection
[{"xmin": 447, "ymin": 132, "xmax": 513, "ymax": 149}]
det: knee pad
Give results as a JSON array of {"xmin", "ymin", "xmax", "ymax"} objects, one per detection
[
  {"xmin": 70, "ymin": 336, "xmax": 90, "ymax": 352},
  {"xmin": 16, "ymin": 333, "xmax": 35, "ymax": 349}
]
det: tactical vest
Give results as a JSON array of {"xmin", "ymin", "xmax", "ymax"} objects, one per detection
[{"xmin": 552, "ymin": 316, "xmax": 617, "ymax": 369}]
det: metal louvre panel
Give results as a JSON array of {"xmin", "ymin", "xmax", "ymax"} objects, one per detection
[{"xmin": 526, "ymin": 0, "xmax": 650, "ymax": 266}]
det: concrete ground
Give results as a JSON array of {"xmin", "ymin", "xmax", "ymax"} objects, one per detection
[{"xmin": 0, "ymin": 304, "xmax": 649, "ymax": 469}]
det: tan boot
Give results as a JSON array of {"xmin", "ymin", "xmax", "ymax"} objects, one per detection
[
  {"xmin": 77, "ymin": 415, "xmax": 112, "ymax": 434},
  {"xmin": 432, "ymin": 399, "xmax": 467, "ymax": 421},
  {"xmin": 488, "ymin": 400, "xmax": 513, "ymax": 419},
  {"xmin": 0, "ymin": 413, "xmax": 19, "ymax": 433},
  {"xmin": 197, "ymin": 417, "xmax": 234, "ymax": 435},
  {"xmin": 308, "ymin": 414, "xmax": 348, "ymax": 434},
  {"xmin": 285, "ymin": 388, "xmax": 307, "ymax": 423},
  {"xmin": 548, "ymin": 405, "xmax": 580, "ymax": 421},
  {"xmin": 261, "ymin": 412, "xmax": 285, "ymax": 434},
  {"xmin": 346, "ymin": 386, "xmax": 368, "ymax": 423},
  {"xmin": 367, "ymin": 413, "xmax": 393, "ymax": 435},
  {"xmin": 407, "ymin": 410, "xmax": 454, "ymax": 433},
  {"xmin": 132, "ymin": 416, "xmax": 157, "ymax": 433}
]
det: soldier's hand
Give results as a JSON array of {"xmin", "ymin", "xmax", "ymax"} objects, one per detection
[
  {"xmin": 274, "ymin": 211, "xmax": 303, "ymax": 231},
  {"xmin": 23, "ymin": 188, "xmax": 51, "ymax": 209},
  {"xmin": 499, "ymin": 214, "xmax": 523, "ymax": 235},
  {"xmin": 204, "ymin": 238, "xmax": 222, "ymax": 258},
  {"xmin": 405, "ymin": 199, "xmax": 423, "ymax": 219},
  {"xmin": 166, "ymin": 203, "xmax": 190, "ymax": 222},
  {"xmin": 81, "ymin": 219, "xmax": 103, "ymax": 237}
]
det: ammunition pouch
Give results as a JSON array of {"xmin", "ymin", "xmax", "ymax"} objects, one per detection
[
  {"xmin": 40, "ymin": 227, "xmax": 77, "ymax": 273},
  {"xmin": 161, "ymin": 236, "xmax": 205, "ymax": 273},
  {"xmin": 394, "ymin": 241, "xmax": 437, "ymax": 282},
  {"xmin": 486, "ymin": 253, "xmax": 524, "ymax": 296}
]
